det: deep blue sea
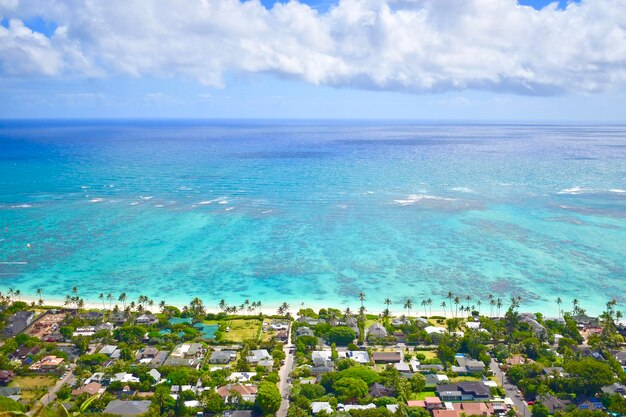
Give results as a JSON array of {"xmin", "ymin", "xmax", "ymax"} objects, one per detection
[{"xmin": 0, "ymin": 121, "xmax": 624, "ymax": 315}]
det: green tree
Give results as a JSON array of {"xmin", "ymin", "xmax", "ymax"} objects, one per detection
[
  {"xmin": 336, "ymin": 366, "xmax": 380, "ymax": 385},
  {"xmin": 410, "ymin": 373, "xmax": 427, "ymax": 392},
  {"xmin": 564, "ymin": 357, "xmax": 615, "ymax": 396},
  {"xmin": 256, "ymin": 381, "xmax": 282, "ymax": 415},
  {"xmin": 333, "ymin": 377, "xmax": 368, "ymax": 402},
  {"xmin": 326, "ymin": 326, "xmax": 356, "ymax": 345},
  {"xmin": 532, "ymin": 402, "xmax": 550, "ymax": 417},
  {"xmin": 299, "ymin": 383, "xmax": 326, "ymax": 400}
]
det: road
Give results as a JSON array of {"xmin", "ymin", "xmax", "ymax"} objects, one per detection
[
  {"xmin": 29, "ymin": 365, "xmax": 75, "ymax": 416},
  {"xmin": 490, "ymin": 359, "xmax": 530, "ymax": 417},
  {"xmin": 277, "ymin": 324, "xmax": 294, "ymax": 417}
]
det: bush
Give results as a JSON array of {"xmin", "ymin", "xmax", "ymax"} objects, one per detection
[{"xmin": 327, "ymin": 326, "xmax": 356, "ymax": 346}]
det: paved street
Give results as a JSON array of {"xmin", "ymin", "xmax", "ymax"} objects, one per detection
[
  {"xmin": 29, "ymin": 365, "xmax": 75, "ymax": 416},
  {"xmin": 490, "ymin": 359, "xmax": 530, "ymax": 417},
  {"xmin": 277, "ymin": 324, "xmax": 294, "ymax": 417}
]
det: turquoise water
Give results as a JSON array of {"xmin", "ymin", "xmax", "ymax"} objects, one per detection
[{"xmin": 0, "ymin": 121, "xmax": 624, "ymax": 315}]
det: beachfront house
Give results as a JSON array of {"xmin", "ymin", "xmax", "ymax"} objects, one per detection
[{"xmin": 136, "ymin": 314, "xmax": 158, "ymax": 325}]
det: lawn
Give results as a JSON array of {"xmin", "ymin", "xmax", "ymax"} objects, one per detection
[
  {"xmin": 409, "ymin": 389, "xmax": 437, "ymax": 400},
  {"xmin": 450, "ymin": 375, "xmax": 482, "ymax": 382},
  {"xmin": 10, "ymin": 376, "xmax": 57, "ymax": 402},
  {"xmin": 10, "ymin": 376, "xmax": 56, "ymax": 389},
  {"xmin": 222, "ymin": 318, "xmax": 262, "ymax": 342}
]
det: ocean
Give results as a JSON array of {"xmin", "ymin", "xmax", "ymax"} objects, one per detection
[{"xmin": 0, "ymin": 120, "xmax": 624, "ymax": 315}]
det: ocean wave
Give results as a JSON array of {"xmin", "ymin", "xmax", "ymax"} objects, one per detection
[
  {"xmin": 610, "ymin": 189, "xmax": 626, "ymax": 193},
  {"xmin": 140, "ymin": 196, "xmax": 153, "ymax": 200},
  {"xmin": 198, "ymin": 197, "xmax": 228, "ymax": 205},
  {"xmin": 218, "ymin": 200, "xmax": 229, "ymax": 205},
  {"xmin": 130, "ymin": 202, "xmax": 139, "ymax": 206},
  {"xmin": 155, "ymin": 204, "xmax": 164, "ymax": 207},
  {"xmin": 89, "ymin": 198, "xmax": 103, "ymax": 203},
  {"xmin": 225, "ymin": 207, "xmax": 234, "ymax": 211},
  {"xmin": 393, "ymin": 194, "xmax": 457, "ymax": 206},
  {"xmin": 80, "ymin": 185, "xmax": 90, "ymax": 189},
  {"xmin": 557, "ymin": 187, "xmax": 590, "ymax": 195},
  {"xmin": 11, "ymin": 204, "xmax": 33, "ymax": 208},
  {"xmin": 451, "ymin": 187, "xmax": 474, "ymax": 193}
]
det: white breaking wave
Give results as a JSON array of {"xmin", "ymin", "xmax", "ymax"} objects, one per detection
[
  {"xmin": 11, "ymin": 204, "xmax": 33, "ymax": 208},
  {"xmin": 393, "ymin": 194, "xmax": 457, "ymax": 206},
  {"xmin": 140, "ymin": 196, "xmax": 153, "ymax": 200},
  {"xmin": 130, "ymin": 201, "xmax": 139, "ymax": 205},
  {"xmin": 609, "ymin": 189, "xmax": 626, "ymax": 193},
  {"xmin": 557, "ymin": 187, "xmax": 590, "ymax": 195},
  {"xmin": 451, "ymin": 187, "xmax": 474, "ymax": 193},
  {"xmin": 89, "ymin": 198, "xmax": 103, "ymax": 203}
]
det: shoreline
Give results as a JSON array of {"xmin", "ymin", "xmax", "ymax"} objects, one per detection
[{"xmin": 16, "ymin": 294, "xmax": 490, "ymax": 320}]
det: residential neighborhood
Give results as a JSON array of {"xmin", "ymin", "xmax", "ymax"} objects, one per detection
[{"xmin": 0, "ymin": 293, "xmax": 624, "ymax": 417}]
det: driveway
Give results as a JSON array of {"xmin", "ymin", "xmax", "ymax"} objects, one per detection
[
  {"xmin": 490, "ymin": 359, "xmax": 531, "ymax": 417},
  {"xmin": 277, "ymin": 324, "xmax": 294, "ymax": 417}
]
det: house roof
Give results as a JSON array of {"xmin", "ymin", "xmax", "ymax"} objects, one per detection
[
  {"xmin": 103, "ymin": 400, "xmax": 151, "ymax": 416},
  {"xmin": 216, "ymin": 384, "xmax": 258, "ymax": 398},
  {"xmin": 72, "ymin": 382, "xmax": 102, "ymax": 397},
  {"xmin": 372, "ymin": 351, "xmax": 402, "ymax": 362}
]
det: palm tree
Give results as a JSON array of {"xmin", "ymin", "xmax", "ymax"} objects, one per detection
[
  {"xmin": 421, "ymin": 299, "xmax": 428, "ymax": 317},
  {"xmin": 427, "ymin": 298, "xmax": 433, "ymax": 316},
  {"xmin": 219, "ymin": 299, "xmax": 226, "ymax": 312},
  {"xmin": 344, "ymin": 307, "xmax": 352, "ymax": 321},
  {"xmin": 359, "ymin": 292, "xmax": 366, "ymax": 309},
  {"xmin": 476, "ymin": 300, "xmax": 482, "ymax": 315},
  {"xmin": 64, "ymin": 294, "xmax": 71, "ymax": 307},
  {"xmin": 107, "ymin": 293, "xmax": 113, "ymax": 310},
  {"xmin": 555, "ymin": 297, "xmax": 562, "ymax": 317},
  {"xmin": 8, "ymin": 288, "xmax": 14, "ymax": 302},
  {"xmin": 384, "ymin": 298, "xmax": 392, "ymax": 314},
  {"xmin": 403, "ymin": 298, "xmax": 413, "ymax": 318},
  {"xmin": 72, "ymin": 286, "xmax": 78, "ymax": 296},
  {"xmin": 77, "ymin": 298, "xmax": 85, "ymax": 310},
  {"xmin": 118, "ymin": 293, "xmax": 127, "ymax": 309},
  {"xmin": 15, "ymin": 289, "xmax": 21, "ymax": 302},
  {"xmin": 129, "ymin": 301, "xmax": 136, "ymax": 311},
  {"xmin": 159, "ymin": 300, "xmax": 166, "ymax": 312},
  {"xmin": 572, "ymin": 298, "xmax": 580, "ymax": 316},
  {"xmin": 453, "ymin": 296, "xmax": 460, "ymax": 318},
  {"xmin": 441, "ymin": 301, "xmax": 447, "ymax": 318},
  {"xmin": 496, "ymin": 298, "xmax": 503, "ymax": 317},
  {"xmin": 281, "ymin": 302, "xmax": 290, "ymax": 317},
  {"xmin": 99, "ymin": 293, "xmax": 105, "ymax": 309},
  {"xmin": 36, "ymin": 288, "xmax": 43, "ymax": 305}
]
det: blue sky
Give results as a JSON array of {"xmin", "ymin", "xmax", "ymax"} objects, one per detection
[{"xmin": 1, "ymin": 0, "xmax": 625, "ymax": 121}]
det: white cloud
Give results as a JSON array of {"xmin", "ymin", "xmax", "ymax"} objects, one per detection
[{"xmin": 1, "ymin": 0, "xmax": 626, "ymax": 95}]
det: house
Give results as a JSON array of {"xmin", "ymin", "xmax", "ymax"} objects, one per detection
[
  {"xmin": 223, "ymin": 411, "xmax": 257, "ymax": 417},
  {"xmin": 148, "ymin": 369, "xmax": 161, "ymax": 382},
  {"xmin": 347, "ymin": 350, "xmax": 369, "ymax": 364},
  {"xmin": 519, "ymin": 313, "xmax": 548, "ymax": 339},
  {"xmin": 111, "ymin": 372, "xmax": 140, "ymax": 384},
  {"xmin": 543, "ymin": 367, "xmax": 567, "ymax": 377},
  {"xmin": 72, "ymin": 382, "xmax": 103, "ymax": 397},
  {"xmin": 425, "ymin": 374, "xmax": 449, "ymax": 385},
  {"xmin": 85, "ymin": 372, "xmax": 109, "ymax": 385},
  {"xmin": 95, "ymin": 322, "xmax": 114, "ymax": 332},
  {"xmin": 135, "ymin": 314, "xmax": 157, "ymax": 325},
  {"xmin": 276, "ymin": 330, "xmax": 289, "ymax": 342},
  {"xmin": 297, "ymin": 316, "xmax": 322, "ymax": 326},
  {"xmin": 0, "ymin": 387, "xmax": 21, "ymax": 401},
  {"xmin": 10, "ymin": 345, "xmax": 42, "ymax": 362},
  {"xmin": 103, "ymin": 400, "xmax": 151, "ymax": 417},
  {"xmin": 436, "ymin": 382, "xmax": 490, "ymax": 401},
  {"xmin": 393, "ymin": 331, "xmax": 406, "ymax": 343},
  {"xmin": 149, "ymin": 350, "xmax": 170, "ymax": 368},
  {"xmin": 342, "ymin": 404, "xmax": 376, "ymax": 411},
  {"xmin": 418, "ymin": 364, "xmax": 445, "ymax": 372},
  {"xmin": 296, "ymin": 326, "xmax": 315, "ymax": 337},
  {"xmin": 0, "ymin": 370, "xmax": 16, "ymax": 386},
  {"xmin": 99, "ymin": 345, "xmax": 119, "ymax": 357},
  {"xmin": 30, "ymin": 355, "xmax": 64, "ymax": 372},
  {"xmin": 579, "ymin": 399, "xmax": 605, "ymax": 411},
  {"xmin": 73, "ymin": 327, "xmax": 96, "ymax": 337},
  {"xmin": 80, "ymin": 311, "xmax": 104, "ymax": 321},
  {"xmin": 136, "ymin": 346, "xmax": 159, "ymax": 361},
  {"xmin": 216, "ymin": 384, "xmax": 258, "ymax": 402},
  {"xmin": 312, "ymin": 402, "xmax": 333, "ymax": 414},
  {"xmin": 454, "ymin": 356, "xmax": 486, "ymax": 373},
  {"xmin": 312, "ymin": 351, "xmax": 333, "ymax": 367},
  {"xmin": 2, "ymin": 311, "xmax": 35, "ymax": 337},
  {"xmin": 165, "ymin": 343, "xmax": 204, "ymax": 368},
  {"xmin": 394, "ymin": 362, "xmax": 413, "ymax": 376},
  {"xmin": 505, "ymin": 354, "xmax": 530, "ymax": 366},
  {"xmin": 601, "ymin": 383, "xmax": 626, "ymax": 396},
  {"xmin": 369, "ymin": 383, "xmax": 393, "ymax": 398},
  {"xmin": 210, "ymin": 350, "xmax": 237, "ymax": 364},
  {"xmin": 269, "ymin": 321, "xmax": 289, "ymax": 331},
  {"xmin": 540, "ymin": 395, "xmax": 571, "ymax": 414},
  {"xmin": 247, "ymin": 349, "xmax": 271, "ymax": 364},
  {"xmin": 614, "ymin": 350, "xmax": 626, "ymax": 366},
  {"xmin": 228, "ymin": 372, "xmax": 257, "ymax": 382},
  {"xmin": 372, "ymin": 351, "xmax": 403, "ymax": 363},
  {"xmin": 311, "ymin": 365, "xmax": 334, "ymax": 375},
  {"xmin": 392, "ymin": 317, "xmax": 410, "ymax": 326},
  {"xmin": 368, "ymin": 323, "xmax": 388, "ymax": 338},
  {"xmin": 110, "ymin": 312, "xmax": 129, "ymax": 325}
]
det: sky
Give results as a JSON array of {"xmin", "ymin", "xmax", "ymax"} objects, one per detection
[{"xmin": 1, "ymin": 0, "xmax": 626, "ymax": 121}]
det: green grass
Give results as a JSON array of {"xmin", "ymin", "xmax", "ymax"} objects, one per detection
[
  {"xmin": 10, "ymin": 376, "xmax": 56, "ymax": 389},
  {"xmin": 450, "ymin": 375, "xmax": 482, "ymax": 382},
  {"xmin": 222, "ymin": 319, "xmax": 262, "ymax": 342},
  {"xmin": 409, "ymin": 389, "xmax": 437, "ymax": 400}
]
